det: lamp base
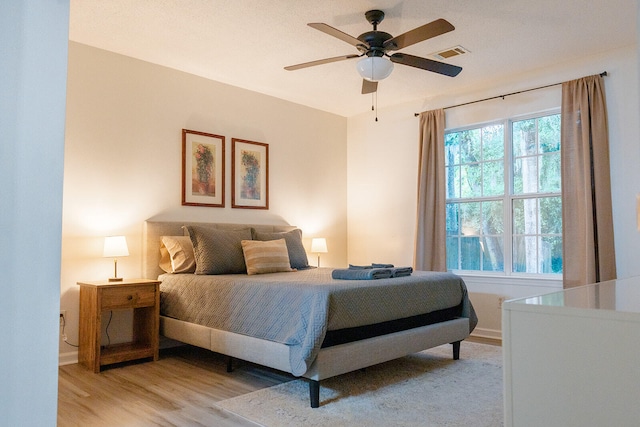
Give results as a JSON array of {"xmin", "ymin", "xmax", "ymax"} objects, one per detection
[{"xmin": 108, "ymin": 277, "xmax": 123, "ymax": 282}]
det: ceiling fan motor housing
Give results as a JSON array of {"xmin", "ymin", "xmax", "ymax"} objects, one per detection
[{"xmin": 358, "ymin": 31, "xmax": 393, "ymax": 57}]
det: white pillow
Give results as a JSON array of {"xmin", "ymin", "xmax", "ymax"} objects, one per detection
[{"xmin": 159, "ymin": 236, "xmax": 196, "ymax": 273}]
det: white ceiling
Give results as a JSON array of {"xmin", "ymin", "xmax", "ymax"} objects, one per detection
[{"xmin": 69, "ymin": 0, "xmax": 637, "ymax": 117}]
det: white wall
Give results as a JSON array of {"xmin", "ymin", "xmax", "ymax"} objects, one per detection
[
  {"xmin": 60, "ymin": 43, "xmax": 348, "ymax": 361},
  {"xmin": 347, "ymin": 45, "xmax": 640, "ymax": 339},
  {"xmin": 0, "ymin": 1, "xmax": 69, "ymax": 424}
]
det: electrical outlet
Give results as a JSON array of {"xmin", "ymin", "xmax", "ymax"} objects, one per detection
[
  {"xmin": 60, "ymin": 310, "xmax": 66, "ymax": 325},
  {"xmin": 497, "ymin": 297, "xmax": 506, "ymax": 309}
]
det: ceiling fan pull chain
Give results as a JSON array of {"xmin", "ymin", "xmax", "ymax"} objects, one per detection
[{"xmin": 374, "ymin": 92, "xmax": 378, "ymax": 122}]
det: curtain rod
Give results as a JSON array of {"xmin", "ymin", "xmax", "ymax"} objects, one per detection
[{"xmin": 414, "ymin": 71, "xmax": 608, "ymax": 117}]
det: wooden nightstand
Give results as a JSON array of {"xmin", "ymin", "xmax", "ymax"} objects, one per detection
[{"xmin": 77, "ymin": 279, "xmax": 160, "ymax": 373}]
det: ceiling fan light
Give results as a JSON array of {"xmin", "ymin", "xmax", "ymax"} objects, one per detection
[{"xmin": 356, "ymin": 56, "xmax": 394, "ymax": 82}]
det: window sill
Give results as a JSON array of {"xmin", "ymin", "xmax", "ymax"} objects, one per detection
[{"xmin": 453, "ymin": 271, "xmax": 563, "ymax": 289}]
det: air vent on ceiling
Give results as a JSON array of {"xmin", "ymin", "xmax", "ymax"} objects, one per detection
[{"xmin": 431, "ymin": 45, "xmax": 469, "ymax": 60}]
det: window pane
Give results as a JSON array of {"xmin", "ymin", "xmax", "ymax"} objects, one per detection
[
  {"xmin": 513, "ymin": 119, "xmax": 537, "ymax": 157},
  {"xmin": 539, "ymin": 152, "xmax": 561, "ymax": 192},
  {"xmin": 446, "ymin": 237, "xmax": 459, "ymax": 270},
  {"xmin": 446, "ymin": 203, "xmax": 459, "ymax": 236},
  {"xmin": 460, "ymin": 202, "xmax": 481, "ymax": 235},
  {"xmin": 459, "ymin": 129, "xmax": 481, "ymax": 164},
  {"xmin": 540, "ymin": 235, "xmax": 563, "ymax": 273},
  {"xmin": 446, "ymin": 165, "xmax": 460, "ymax": 198},
  {"xmin": 512, "ymin": 199, "xmax": 524, "ymax": 234},
  {"xmin": 482, "ymin": 236, "xmax": 504, "ymax": 271},
  {"xmin": 538, "ymin": 114, "xmax": 561, "ymax": 153},
  {"xmin": 513, "ymin": 235, "xmax": 538, "ymax": 273},
  {"xmin": 460, "ymin": 237, "xmax": 481, "ymax": 270},
  {"xmin": 513, "ymin": 156, "xmax": 538, "ymax": 194},
  {"xmin": 539, "ymin": 197, "xmax": 562, "ymax": 234},
  {"xmin": 482, "ymin": 124, "xmax": 504, "ymax": 161},
  {"xmin": 445, "ymin": 135, "xmax": 460, "ymax": 166},
  {"xmin": 482, "ymin": 201, "xmax": 503, "ymax": 234},
  {"xmin": 461, "ymin": 163, "xmax": 481, "ymax": 198},
  {"xmin": 482, "ymin": 160, "xmax": 504, "ymax": 196},
  {"xmin": 513, "ymin": 198, "xmax": 538, "ymax": 234}
]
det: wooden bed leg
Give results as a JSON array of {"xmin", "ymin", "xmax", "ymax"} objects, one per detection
[
  {"xmin": 309, "ymin": 380, "xmax": 320, "ymax": 408},
  {"xmin": 452, "ymin": 341, "xmax": 461, "ymax": 360},
  {"xmin": 226, "ymin": 356, "xmax": 234, "ymax": 372}
]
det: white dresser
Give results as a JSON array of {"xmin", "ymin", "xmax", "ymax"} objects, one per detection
[{"xmin": 502, "ymin": 277, "xmax": 640, "ymax": 427}]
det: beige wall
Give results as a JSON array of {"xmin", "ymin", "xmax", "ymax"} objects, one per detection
[
  {"xmin": 347, "ymin": 45, "xmax": 640, "ymax": 339},
  {"xmin": 61, "ymin": 41, "xmax": 639, "ymax": 357},
  {"xmin": 60, "ymin": 42, "xmax": 348, "ymax": 360}
]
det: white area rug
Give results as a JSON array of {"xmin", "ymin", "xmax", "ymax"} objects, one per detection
[{"xmin": 216, "ymin": 341, "xmax": 503, "ymax": 426}]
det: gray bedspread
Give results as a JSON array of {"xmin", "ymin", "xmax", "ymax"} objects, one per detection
[{"xmin": 159, "ymin": 268, "xmax": 477, "ymax": 376}]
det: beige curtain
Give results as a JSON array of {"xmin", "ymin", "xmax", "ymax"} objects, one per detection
[
  {"xmin": 561, "ymin": 74, "xmax": 616, "ymax": 287},
  {"xmin": 414, "ymin": 109, "xmax": 446, "ymax": 271}
]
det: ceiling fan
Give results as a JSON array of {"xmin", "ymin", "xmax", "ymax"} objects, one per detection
[{"xmin": 285, "ymin": 10, "xmax": 462, "ymax": 94}]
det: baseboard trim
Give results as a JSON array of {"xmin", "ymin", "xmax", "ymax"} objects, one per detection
[
  {"xmin": 471, "ymin": 327, "xmax": 502, "ymax": 341},
  {"xmin": 59, "ymin": 351, "xmax": 78, "ymax": 366}
]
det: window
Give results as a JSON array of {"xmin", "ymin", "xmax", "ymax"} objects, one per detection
[{"xmin": 445, "ymin": 112, "xmax": 562, "ymax": 276}]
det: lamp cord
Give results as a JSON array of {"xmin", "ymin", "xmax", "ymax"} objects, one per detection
[
  {"xmin": 105, "ymin": 310, "xmax": 113, "ymax": 347},
  {"xmin": 59, "ymin": 310, "xmax": 114, "ymax": 348}
]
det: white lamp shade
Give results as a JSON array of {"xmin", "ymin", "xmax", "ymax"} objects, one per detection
[
  {"xmin": 356, "ymin": 56, "xmax": 394, "ymax": 82},
  {"xmin": 311, "ymin": 238, "xmax": 328, "ymax": 254},
  {"xmin": 103, "ymin": 236, "xmax": 129, "ymax": 258}
]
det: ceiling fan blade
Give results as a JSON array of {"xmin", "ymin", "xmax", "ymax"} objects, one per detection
[
  {"xmin": 308, "ymin": 23, "xmax": 367, "ymax": 48},
  {"xmin": 390, "ymin": 52, "xmax": 462, "ymax": 77},
  {"xmin": 383, "ymin": 18, "xmax": 455, "ymax": 51},
  {"xmin": 285, "ymin": 54, "xmax": 360, "ymax": 71},
  {"xmin": 361, "ymin": 79, "xmax": 378, "ymax": 94}
]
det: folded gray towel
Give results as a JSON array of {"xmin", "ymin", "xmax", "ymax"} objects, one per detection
[
  {"xmin": 351, "ymin": 263, "xmax": 395, "ymax": 269},
  {"xmin": 348, "ymin": 264, "xmax": 373, "ymax": 270},
  {"xmin": 391, "ymin": 266, "xmax": 413, "ymax": 277},
  {"xmin": 332, "ymin": 268, "xmax": 393, "ymax": 280},
  {"xmin": 343, "ymin": 263, "xmax": 412, "ymax": 278},
  {"xmin": 372, "ymin": 263, "xmax": 394, "ymax": 268}
]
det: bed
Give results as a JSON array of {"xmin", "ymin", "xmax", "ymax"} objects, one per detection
[{"xmin": 143, "ymin": 220, "xmax": 477, "ymax": 407}]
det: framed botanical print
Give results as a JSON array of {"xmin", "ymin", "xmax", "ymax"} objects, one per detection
[
  {"xmin": 182, "ymin": 129, "xmax": 225, "ymax": 207},
  {"xmin": 231, "ymin": 138, "xmax": 269, "ymax": 209}
]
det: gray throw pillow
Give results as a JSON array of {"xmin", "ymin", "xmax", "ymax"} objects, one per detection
[
  {"xmin": 186, "ymin": 225, "xmax": 252, "ymax": 274},
  {"xmin": 252, "ymin": 228, "xmax": 310, "ymax": 270}
]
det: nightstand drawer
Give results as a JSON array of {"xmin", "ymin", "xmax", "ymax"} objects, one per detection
[{"xmin": 101, "ymin": 284, "xmax": 156, "ymax": 309}]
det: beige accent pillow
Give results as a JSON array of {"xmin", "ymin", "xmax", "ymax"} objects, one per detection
[
  {"xmin": 241, "ymin": 239, "xmax": 293, "ymax": 275},
  {"xmin": 252, "ymin": 228, "xmax": 310, "ymax": 269},
  {"xmin": 159, "ymin": 236, "xmax": 196, "ymax": 273}
]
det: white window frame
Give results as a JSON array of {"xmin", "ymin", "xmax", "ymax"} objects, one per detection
[{"xmin": 445, "ymin": 108, "xmax": 562, "ymax": 280}]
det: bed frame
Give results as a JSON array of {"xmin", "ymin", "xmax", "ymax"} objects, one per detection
[{"xmin": 143, "ymin": 221, "xmax": 471, "ymax": 408}]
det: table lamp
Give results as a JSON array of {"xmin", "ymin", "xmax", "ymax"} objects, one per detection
[
  {"xmin": 103, "ymin": 235, "xmax": 129, "ymax": 282},
  {"xmin": 311, "ymin": 237, "xmax": 328, "ymax": 267}
]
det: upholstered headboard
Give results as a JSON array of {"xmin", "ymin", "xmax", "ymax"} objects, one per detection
[{"xmin": 143, "ymin": 221, "xmax": 297, "ymax": 279}]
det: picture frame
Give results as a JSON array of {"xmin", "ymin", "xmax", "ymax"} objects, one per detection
[
  {"xmin": 232, "ymin": 138, "xmax": 269, "ymax": 209},
  {"xmin": 182, "ymin": 129, "xmax": 225, "ymax": 207}
]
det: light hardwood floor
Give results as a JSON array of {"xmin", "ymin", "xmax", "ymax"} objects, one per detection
[
  {"xmin": 58, "ymin": 346, "xmax": 292, "ymax": 426},
  {"xmin": 58, "ymin": 337, "xmax": 500, "ymax": 426}
]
